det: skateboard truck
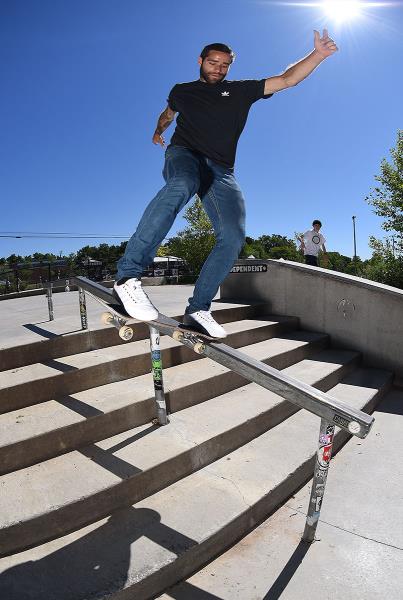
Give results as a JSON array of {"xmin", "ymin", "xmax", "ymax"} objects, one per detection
[
  {"xmin": 172, "ymin": 330, "xmax": 206, "ymax": 354},
  {"xmin": 101, "ymin": 311, "xmax": 134, "ymax": 341}
]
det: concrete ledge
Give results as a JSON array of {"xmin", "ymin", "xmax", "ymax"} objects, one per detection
[{"xmin": 221, "ymin": 259, "xmax": 403, "ymax": 384}]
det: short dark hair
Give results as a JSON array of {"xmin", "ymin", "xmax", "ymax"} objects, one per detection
[
  {"xmin": 200, "ymin": 43, "xmax": 235, "ymax": 63},
  {"xmin": 312, "ymin": 220, "xmax": 322, "ymax": 227}
]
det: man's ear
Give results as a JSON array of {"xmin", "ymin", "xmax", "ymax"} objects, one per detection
[{"xmin": 197, "ymin": 56, "xmax": 203, "ymax": 66}]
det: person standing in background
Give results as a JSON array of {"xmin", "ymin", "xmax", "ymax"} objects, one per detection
[{"xmin": 299, "ymin": 220, "xmax": 328, "ymax": 266}]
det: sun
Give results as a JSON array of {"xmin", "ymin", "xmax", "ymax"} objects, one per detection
[{"xmin": 321, "ymin": 0, "xmax": 363, "ymax": 22}]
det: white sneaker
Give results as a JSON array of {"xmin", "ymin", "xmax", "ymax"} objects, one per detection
[
  {"xmin": 113, "ymin": 278, "xmax": 158, "ymax": 321},
  {"xmin": 182, "ymin": 310, "xmax": 227, "ymax": 339}
]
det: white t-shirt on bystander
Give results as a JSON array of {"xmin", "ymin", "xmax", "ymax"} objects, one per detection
[{"xmin": 303, "ymin": 229, "xmax": 326, "ymax": 257}]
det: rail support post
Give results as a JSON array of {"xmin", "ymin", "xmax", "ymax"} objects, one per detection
[
  {"xmin": 78, "ymin": 287, "xmax": 88, "ymax": 330},
  {"xmin": 302, "ymin": 418, "xmax": 335, "ymax": 543},
  {"xmin": 45, "ymin": 283, "xmax": 54, "ymax": 321},
  {"xmin": 149, "ymin": 325, "xmax": 169, "ymax": 425}
]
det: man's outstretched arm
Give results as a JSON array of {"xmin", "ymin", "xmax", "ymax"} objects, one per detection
[
  {"xmin": 264, "ymin": 29, "xmax": 338, "ymax": 95},
  {"xmin": 152, "ymin": 105, "xmax": 177, "ymax": 147}
]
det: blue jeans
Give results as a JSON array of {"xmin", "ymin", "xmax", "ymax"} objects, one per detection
[{"xmin": 116, "ymin": 145, "xmax": 246, "ymax": 313}]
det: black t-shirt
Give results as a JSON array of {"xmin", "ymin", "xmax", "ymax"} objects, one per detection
[{"xmin": 167, "ymin": 79, "xmax": 272, "ymax": 168}]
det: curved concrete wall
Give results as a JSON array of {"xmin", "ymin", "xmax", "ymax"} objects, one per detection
[{"xmin": 221, "ymin": 259, "xmax": 403, "ymax": 385}]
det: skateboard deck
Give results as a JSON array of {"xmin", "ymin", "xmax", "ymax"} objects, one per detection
[{"xmin": 88, "ymin": 292, "xmax": 217, "ymax": 342}]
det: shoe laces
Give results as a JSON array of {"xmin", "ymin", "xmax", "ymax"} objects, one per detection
[
  {"xmin": 125, "ymin": 280, "xmax": 150, "ymax": 304},
  {"xmin": 194, "ymin": 310, "xmax": 216, "ymax": 324}
]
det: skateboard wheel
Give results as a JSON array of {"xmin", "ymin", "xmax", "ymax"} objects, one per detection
[
  {"xmin": 101, "ymin": 312, "xmax": 114, "ymax": 325},
  {"xmin": 193, "ymin": 342, "xmax": 205, "ymax": 354},
  {"xmin": 119, "ymin": 326, "xmax": 134, "ymax": 341},
  {"xmin": 173, "ymin": 330, "xmax": 184, "ymax": 341}
]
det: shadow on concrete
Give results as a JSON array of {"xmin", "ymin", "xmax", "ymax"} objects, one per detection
[
  {"xmin": 166, "ymin": 581, "xmax": 225, "ymax": 599},
  {"xmin": 374, "ymin": 389, "xmax": 403, "ymax": 416},
  {"xmin": 56, "ymin": 395, "xmax": 104, "ymax": 418},
  {"xmin": 22, "ymin": 323, "xmax": 59, "ymax": 339},
  {"xmin": 43, "ymin": 359, "xmax": 78, "ymax": 373},
  {"xmin": 80, "ymin": 445, "xmax": 142, "ymax": 479},
  {"xmin": 0, "ymin": 506, "xmax": 197, "ymax": 600},
  {"xmin": 106, "ymin": 423, "xmax": 159, "ymax": 453},
  {"xmin": 305, "ymin": 350, "xmax": 358, "ymax": 365},
  {"xmin": 262, "ymin": 540, "xmax": 310, "ymax": 600},
  {"xmin": 79, "ymin": 424, "xmax": 158, "ymax": 479}
]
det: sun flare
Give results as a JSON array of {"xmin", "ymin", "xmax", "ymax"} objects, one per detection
[{"xmin": 321, "ymin": 0, "xmax": 363, "ymax": 22}]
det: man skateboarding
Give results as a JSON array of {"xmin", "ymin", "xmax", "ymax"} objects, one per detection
[{"xmin": 114, "ymin": 31, "xmax": 338, "ymax": 338}]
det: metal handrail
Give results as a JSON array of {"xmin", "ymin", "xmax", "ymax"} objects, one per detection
[{"xmin": 66, "ymin": 276, "xmax": 375, "ymax": 541}]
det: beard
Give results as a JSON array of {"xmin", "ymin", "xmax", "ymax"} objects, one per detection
[{"xmin": 199, "ymin": 64, "xmax": 225, "ymax": 84}]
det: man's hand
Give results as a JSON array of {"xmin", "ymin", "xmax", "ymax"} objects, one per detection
[
  {"xmin": 152, "ymin": 132, "xmax": 165, "ymax": 147},
  {"xmin": 314, "ymin": 29, "xmax": 338, "ymax": 58},
  {"xmin": 264, "ymin": 29, "xmax": 338, "ymax": 94}
]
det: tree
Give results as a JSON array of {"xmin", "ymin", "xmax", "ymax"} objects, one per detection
[
  {"xmin": 361, "ymin": 236, "xmax": 403, "ymax": 289},
  {"xmin": 31, "ymin": 252, "xmax": 58, "ymax": 262},
  {"xmin": 326, "ymin": 252, "xmax": 353, "ymax": 273},
  {"xmin": 258, "ymin": 234, "xmax": 295, "ymax": 254},
  {"xmin": 165, "ymin": 196, "xmax": 215, "ymax": 275},
  {"xmin": 366, "ymin": 130, "xmax": 403, "ymax": 254},
  {"xmin": 156, "ymin": 245, "xmax": 170, "ymax": 257},
  {"xmin": 265, "ymin": 245, "xmax": 300, "ymax": 261},
  {"xmin": 75, "ymin": 242, "xmax": 127, "ymax": 270},
  {"xmin": 6, "ymin": 254, "xmax": 24, "ymax": 265},
  {"xmin": 364, "ymin": 130, "xmax": 403, "ymax": 289},
  {"xmin": 240, "ymin": 234, "xmax": 301, "ymax": 261}
]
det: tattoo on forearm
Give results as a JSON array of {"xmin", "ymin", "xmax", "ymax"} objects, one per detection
[{"xmin": 155, "ymin": 109, "xmax": 174, "ymax": 135}]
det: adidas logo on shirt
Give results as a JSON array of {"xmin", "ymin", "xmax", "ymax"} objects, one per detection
[{"xmin": 221, "ymin": 91, "xmax": 230, "ymax": 96}]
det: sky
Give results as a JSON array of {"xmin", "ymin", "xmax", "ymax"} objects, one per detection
[{"xmin": 1, "ymin": 0, "xmax": 402, "ymax": 261}]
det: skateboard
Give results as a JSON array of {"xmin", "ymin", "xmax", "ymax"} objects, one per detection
[{"xmin": 88, "ymin": 292, "xmax": 217, "ymax": 346}]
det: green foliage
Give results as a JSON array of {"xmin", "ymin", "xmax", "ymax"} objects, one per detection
[
  {"xmin": 5, "ymin": 254, "xmax": 24, "ymax": 264},
  {"xmin": 364, "ymin": 130, "xmax": 403, "ymax": 289},
  {"xmin": 362, "ymin": 254, "xmax": 403, "ymax": 289},
  {"xmin": 164, "ymin": 196, "xmax": 216, "ymax": 275},
  {"xmin": 182, "ymin": 196, "xmax": 215, "ymax": 236},
  {"xmin": 327, "ymin": 252, "xmax": 353, "ymax": 273},
  {"xmin": 366, "ymin": 129, "xmax": 403, "ymax": 245},
  {"xmin": 240, "ymin": 234, "xmax": 301, "ymax": 262},
  {"xmin": 268, "ymin": 246, "xmax": 301, "ymax": 261},
  {"xmin": 360, "ymin": 237, "xmax": 403, "ymax": 289},
  {"xmin": 75, "ymin": 242, "xmax": 127, "ymax": 269},
  {"xmin": 31, "ymin": 252, "xmax": 58, "ymax": 262},
  {"xmin": 156, "ymin": 245, "xmax": 170, "ymax": 257}
]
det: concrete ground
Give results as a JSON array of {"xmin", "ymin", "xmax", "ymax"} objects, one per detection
[{"xmin": 160, "ymin": 388, "xmax": 403, "ymax": 600}]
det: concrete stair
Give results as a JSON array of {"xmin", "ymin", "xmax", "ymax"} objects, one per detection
[
  {"xmin": 0, "ymin": 314, "xmax": 297, "ymax": 414},
  {"xmin": 0, "ymin": 301, "xmax": 393, "ymax": 599},
  {"xmin": 0, "ymin": 303, "xmax": 270, "ymax": 372}
]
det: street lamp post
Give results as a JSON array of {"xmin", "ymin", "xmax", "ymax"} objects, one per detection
[{"xmin": 352, "ymin": 216, "xmax": 357, "ymax": 272}]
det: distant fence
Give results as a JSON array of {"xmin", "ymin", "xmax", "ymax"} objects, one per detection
[
  {"xmin": 0, "ymin": 257, "xmax": 191, "ymax": 296},
  {"xmin": 0, "ymin": 260, "xmax": 105, "ymax": 295}
]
